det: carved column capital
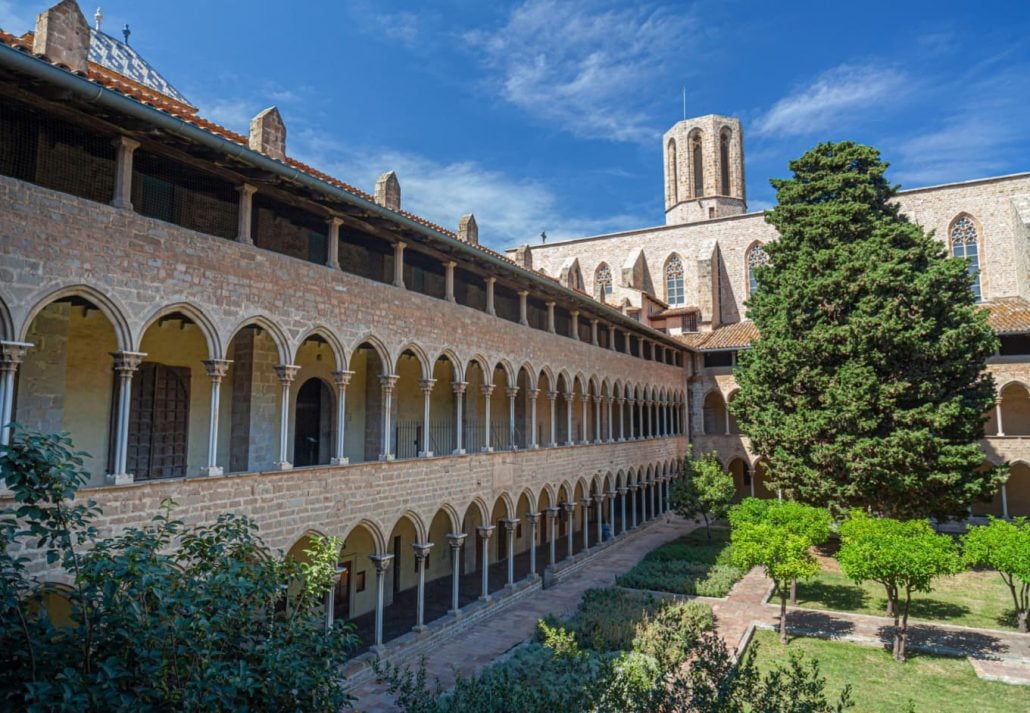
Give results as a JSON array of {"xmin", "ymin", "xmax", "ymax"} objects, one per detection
[
  {"xmin": 202, "ymin": 358, "xmax": 232, "ymax": 382},
  {"xmin": 451, "ymin": 380, "xmax": 468, "ymax": 396},
  {"xmin": 273, "ymin": 364, "xmax": 300, "ymax": 384},
  {"xmin": 111, "ymin": 350, "xmax": 146, "ymax": 374},
  {"xmin": 368, "ymin": 553, "xmax": 394, "ymax": 574},
  {"xmin": 332, "ymin": 369, "xmax": 355, "ymax": 388},
  {"xmin": 419, "ymin": 378, "xmax": 437, "ymax": 394},
  {"xmin": 480, "ymin": 384, "xmax": 495, "ymax": 397}
]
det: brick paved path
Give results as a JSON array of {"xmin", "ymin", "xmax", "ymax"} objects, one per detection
[{"xmin": 350, "ymin": 515, "xmax": 696, "ymax": 712}]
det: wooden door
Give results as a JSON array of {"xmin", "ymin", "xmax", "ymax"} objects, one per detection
[
  {"xmin": 127, "ymin": 362, "xmax": 190, "ymax": 480},
  {"xmin": 334, "ymin": 560, "xmax": 352, "ymax": 622}
]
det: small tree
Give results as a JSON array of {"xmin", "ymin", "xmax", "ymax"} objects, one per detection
[
  {"xmin": 732, "ymin": 520, "xmax": 819, "ymax": 643},
  {"xmin": 729, "ymin": 499, "xmax": 831, "ymax": 604},
  {"xmin": 962, "ymin": 517, "xmax": 1030, "ymax": 632},
  {"xmin": 672, "ymin": 452, "xmax": 736, "ymax": 541},
  {"xmin": 837, "ymin": 512, "xmax": 960, "ymax": 661}
]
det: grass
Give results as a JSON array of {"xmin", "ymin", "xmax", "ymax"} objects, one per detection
[
  {"xmin": 795, "ymin": 566, "xmax": 1020, "ymax": 630},
  {"xmin": 615, "ymin": 527, "xmax": 745, "ymax": 597},
  {"xmin": 749, "ymin": 630, "xmax": 1029, "ymax": 713}
]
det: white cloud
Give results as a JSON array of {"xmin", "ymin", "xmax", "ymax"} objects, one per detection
[
  {"xmin": 0, "ymin": 0, "xmax": 35, "ymax": 34},
  {"xmin": 294, "ymin": 129, "xmax": 646, "ymax": 249},
  {"xmin": 466, "ymin": 0, "xmax": 696, "ymax": 143},
  {"xmin": 754, "ymin": 64, "xmax": 906, "ymax": 138}
]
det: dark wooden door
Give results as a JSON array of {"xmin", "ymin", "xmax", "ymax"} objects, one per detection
[
  {"xmin": 127, "ymin": 362, "xmax": 190, "ymax": 480},
  {"xmin": 334, "ymin": 560, "xmax": 352, "ymax": 622}
]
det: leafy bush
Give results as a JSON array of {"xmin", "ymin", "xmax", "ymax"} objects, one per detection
[
  {"xmin": 617, "ymin": 561, "xmax": 744, "ymax": 596},
  {"xmin": 572, "ymin": 587, "xmax": 657, "ymax": 652},
  {"xmin": 631, "ymin": 600, "xmax": 712, "ymax": 670},
  {"xmin": 0, "ymin": 429, "xmax": 357, "ymax": 711}
]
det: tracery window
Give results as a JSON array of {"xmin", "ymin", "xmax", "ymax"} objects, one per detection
[
  {"xmin": 666, "ymin": 139, "xmax": 678, "ymax": 205},
  {"xmin": 747, "ymin": 244, "xmax": 770, "ymax": 296},
  {"xmin": 691, "ymin": 136, "xmax": 704, "ymax": 198},
  {"xmin": 720, "ymin": 131, "xmax": 731, "ymax": 196},
  {"xmin": 595, "ymin": 263, "xmax": 612, "ymax": 299},
  {"xmin": 665, "ymin": 255, "xmax": 685, "ymax": 306},
  {"xmin": 950, "ymin": 215, "xmax": 982, "ymax": 302}
]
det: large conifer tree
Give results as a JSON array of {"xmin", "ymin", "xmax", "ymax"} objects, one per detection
[{"xmin": 732, "ymin": 142, "xmax": 1003, "ymax": 520}]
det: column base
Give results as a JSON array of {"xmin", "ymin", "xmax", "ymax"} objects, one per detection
[
  {"xmin": 274, "ymin": 461, "xmax": 293, "ymax": 471},
  {"xmin": 618, "ymin": 437, "xmax": 626, "ymax": 442},
  {"xmin": 418, "ymin": 451, "xmax": 434, "ymax": 458},
  {"xmin": 200, "ymin": 465, "xmax": 223, "ymax": 477},
  {"xmin": 480, "ymin": 446, "xmax": 494, "ymax": 453},
  {"xmin": 528, "ymin": 444, "xmax": 540, "ymax": 450},
  {"xmin": 412, "ymin": 624, "xmax": 429, "ymax": 634},
  {"xmin": 565, "ymin": 441, "xmax": 575, "ymax": 447},
  {"xmin": 106, "ymin": 472, "xmax": 134, "ymax": 486},
  {"xmin": 371, "ymin": 644, "xmax": 388, "ymax": 655},
  {"xmin": 378, "ymin": 454, "xmax": 396, "ymax": 462},
  {"xmin": 478, "ymin": 594, "xmax": 491, "ymax": 602},
  {"xmin": 452, "ymin": 448, "xmax": 466, "ymax": 456},
  {"xmin": 330, "ymin": 456, "xmax": 349, "ymax": 465}
]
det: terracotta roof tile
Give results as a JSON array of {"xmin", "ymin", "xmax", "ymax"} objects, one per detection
[
  {"xmin": 674, "ymin": 321, "xmax": 758, "ymax": 351},
  {"xmin": 985, "ymin": 297, "xmax": 1030, "ymax": 334}
]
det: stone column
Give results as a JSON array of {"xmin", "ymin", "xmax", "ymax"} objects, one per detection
[
  {"xmin": 659, "ymin": 403, "xmax": 666, "ymax": 437},
  {"xmin": 657, "ymin": 477, "xmax": 664, "ymax": 513},
  {"xmin": 506, "ymin": 386, "xmax": 518, "ymax": 449},
  {"xmin": 368, "ymin": 553, "xmax": 394, "ymax": 651},
  {"xmin": 412, "ymin": 542, "xmax": 433, "ymax": 632},
  {"xmin": 379, "ymin": 374, "xmax": 398, "ymax": 460},
  {"xmin": 630, "ymin": 485, "xmax": 639, "ymax": 528},
  {"xmin": 570, "ymin": 310, "xmax": 579, "ymax": 340},
  {"xmin": 331, "ymin": 370, "xmax": 353, "ymax": 465},
  {"xmin": 518, "ymin": 290, "xmax": 529, "ymax": 326},
  {"xmin": 650, "ymin": 480, "xmax": 657, "ymax": 519},
  {"xmin": 444, "ymin": 261, "xmax": 457, "ymax": 302},
  {"xmin": 590, "ymin": 319, "xmax": 599, "ymax": 346},
  {"xmin": 501, "ymin": 518, "xmax": 517, "ymax": 587},
  {"xmin": 724, "ymin": 403, "xmax": 731, "ymax": 436},
  {"xmin": 393, "ymin": 241, "xmax": 406, "ymax": 288},
  {"xmin": 0, "ymin": 341, "xmax": 31, "ymax": 448},
  {"xmin": 273, "ymin": 364, "xmax": 300, "ymax": 470},
  {"xmin": 417, "ymin": 378, "xmax": 435, "ymax": 457},
  {"xmin": 480, "ymin": 384, "xmax": 494, "ymax": 452},
  {"xmin": 618, "ymin": 398, "xmax": 626, "ymax": 441},
  {"xmin": 452, "ymin": 381, "xmax": 467, "ymax": 455},
  {"xmin": 608, "ymin": 325, "xmax": 616, "ymax": 351},
  {"xmin": 326, "ymin": 216, "xmax": 343, "ymax": 269},
  {"xmin": 594, "ymin": 493, "xmax": 604, "ymax": 543},
  {"xmin": 563, "ymin": 502, "xmax": 575, "ymax": 558},
  {"xmin": 1001, "ymin": 482, "xmax": 1009, "ymax": 519},
  {"xmin": 618, "ymin": 487, "xmax": 628, "ymax": 534},
  {"xmin": 236, "ymin": 183, "xmax": 256, "ymax": 244},
  {"xmin": 643, "ymin": 399, "xmax": 651, "ymax": 438},
  {"xmin": 546, "ymin": 507, "xmax": 558, "ymax": 565},
  {"xmin": 201, "ymin": 359, "xmax": 231, "ymax": 476},
  {"xmin": 110, "ymin": 136, "xmax": 139, "ymax": 210},
  {"xmin": 528, "ymin": 388, "xmax": 540, "ymax": 449},
  {"xmin": 580, "ymin": 497, "xmax": 591, "ymax": 550},
  {"xmin": 995, "ymin": 400, "xmax": 1005, "ymax": 436},
  {"xmin": 607, "ymin": 490, "xmax": 617, "ymax": 536},
  {"xmin": 580, "ymin": 396, "xmax": 588, "ymax": 444},
  {"xmin": 447, "ymin": 533, "xmax": 466, "ymax": 615},
  {"xmin": 526, "ymin": 511, "xmax": 540, "ymax": 577},
  {"xmin": 485, "ymin": 277, "xmax": 496, "ymax": 316},
  {"xmin": 606, "ymin": 396, "xmax": 614, "ymax": 442},
  {"xmin": 477, "ymin": 525, "xmax": 495, "ymax": 601},
  {"xmin": 547, "ymin": 391, "xmax": 558, "ymax": 447},
  {"xmin": 593, "ymin": 396, "xmax": 602, "ymax": 443},
  {"xmin": 564, "ymin": 391, "xmax": 575, "ymax": 446},
  {"xmin": 108, "ymin": 351, "xmax": 146, "ymax": 485},
  {"xmin": 546, "ymin": 301, "xmax": 556, "ymax": 333}
]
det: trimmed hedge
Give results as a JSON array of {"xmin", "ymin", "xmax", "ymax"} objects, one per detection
[{"xmin": 615, "ymin": 528, "xmax": 744, "ymax": 596}]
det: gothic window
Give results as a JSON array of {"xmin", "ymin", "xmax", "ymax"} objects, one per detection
[
  {"xmin": 720, "ymin": 131, "xmax": 731, "ymax": 196},
  {"xmin": 950, "ymin": 215, "xmax": 982, "ymax": 302},
  {"xmin": 691, "ymin": 136, "xmax": 704, "ymax": 198},
  {"xmin": 666, "ymin": 139, "xmax": 678, "ymax": 205},
  {"xmin": 595, "ymin": 263, "xmax": 613, "ymax": 299},
  {"xmin": 665, "ymin": 255, "xmax": 685, "ymax": 306},
  {"xmin": 747, "ymin": 244, "xmax": 770, "ymax": 297}
]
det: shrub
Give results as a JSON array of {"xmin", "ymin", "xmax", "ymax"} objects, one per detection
[
  {"xmin": 632, "ymin": 600, "xmax": 713, "ymax": 670},
  {"xmin": 573, "ymin": 587, "xmax": 656, "ymax": 652},
  {"xmin": 616, "ymin": 560, "xmax": 744, "ymax": 596}
]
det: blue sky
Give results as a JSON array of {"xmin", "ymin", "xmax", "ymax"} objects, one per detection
[{"xmin": 3, "ymin": 1, "xmax": 1029, "ymax": 250}]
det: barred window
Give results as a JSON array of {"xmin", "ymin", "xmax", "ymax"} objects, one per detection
[
  {"xmin": 950, "ymin": 215, "xmax": 982, "ymax": 302},
  {"xmin": 665, "ymin": 255, "xmax": 685, "ymax": 306}
]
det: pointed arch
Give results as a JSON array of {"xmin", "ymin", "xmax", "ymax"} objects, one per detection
[
  {"xmin": 719, "ymin": 127, "xmax": 733, "ymax": 196},
  {"xmin": 20, "ymin": 284, "xmax": 133, "ymax": 350},
  {"xmin": 429, "ymin": 502, "xmax": 461, "ymax": 534},
  {"xmin": 594, "ymin": 262, "xmax": 613, "ymax": 301},
  {"xmin": 295, "ymin": 326, "xmax": 346, "ymax": 368},
  {"xmin": 948, "ymin": 212, "xmax": 984, "ymax": 302},
  {"xmin": 136, "ymin": 302, "xmax": 222, "ymax": 359},
  {"xmin": 690, "ymin": 128, "xmax": 704, "ymax": 198},
  {"xmin": 347, "ymin": 334, "xmax": 392, "ymax": 371},
  {"xmin": 342, "ymin": 519, "xmax": 388, "ymax": 555},
  {"xmin": 666, "ymin": 137, "xmax": 679, "ymax": 206},
  {"xmin": 559, "ymin": 257, "xmax": 584, "ymax": 291},
  {"xmin": 493, "ymin": 359, "xmax": 516, "ymax": 388},
  {"xmin": 434, "ymin": 349, "xmax": 465, "ymax": 382},
  {"xmin": 394, "ymin": 342, "xmax": 432, "ymax": 379},
  {"xmin": 388, "ymin": 510, "xmax": 428, "ymax": 546},
  {"xmin": 224, "ymin": 315, "xmax": 291, "ymax": 364},
  {"xmin": 745, "ymin": 241, "xmax": 770, "ymax": 299},
  {"xmin": 663, "ymin": 253, "xmax": 686, "ymax": 307},
  {"xmin": 0, "ymin": 292, "xmax": 11, "ymax": 341}
]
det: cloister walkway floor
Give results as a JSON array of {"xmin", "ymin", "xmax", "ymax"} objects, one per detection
[{"xmin": 349, "ymin": 514, "xmax": 695, "ymax": 711}]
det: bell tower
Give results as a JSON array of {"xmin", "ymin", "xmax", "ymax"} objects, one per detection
[{"xmin": 663, "ymin": 114, "xmax": 746, "ymax": 225}]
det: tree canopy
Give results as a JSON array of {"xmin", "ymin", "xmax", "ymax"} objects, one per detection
[
  {"xmin": 731, "ymin": 141, "xmax": 1002, "ymax": 520},
  {"xmin": 962, "ymin": 517, "xmax": 1030, "ymax": 632},
  {"xmin": 671, "ymin": 452, "xmax": 736, "ymax": 541}
]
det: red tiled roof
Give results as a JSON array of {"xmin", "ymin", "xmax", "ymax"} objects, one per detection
[{"xmin": 984, "ymin": 297, "xmax": 1030, "ymax": 334}]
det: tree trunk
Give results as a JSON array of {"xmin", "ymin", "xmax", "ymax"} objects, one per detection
[
  {"xmin": 790, "ymin": 578, "xmax": 797, "ymax": 606},
  {"xmin": 1018, "ymin": 610, "xmax": 1028, "ymax": 634},
  {"xmin": 894, "ymin": 592, "xmax": 911, "ymax": 662},
  {"xmin": 780, "ymin": 588, "xmax": 788, "ymax": 644}
]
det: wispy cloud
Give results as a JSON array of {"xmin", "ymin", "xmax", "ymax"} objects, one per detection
[
  {"xmin": 754, "ymin": 64, "xmax": 906, "ymax": 137},
  {"xmin": 466, "ymin": 0, "xmax": 696, "ymax": 143},
  {"xmin": 0, "ymin": 0, "xmax": 35, "ymax": 34},
  {"xmin": 294, "ymin": 129, "xmax": 646, "ymax": 249}
]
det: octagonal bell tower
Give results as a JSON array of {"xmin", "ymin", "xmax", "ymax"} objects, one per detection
[{"xmin": 663, "ymin": 114, "xmax": 746, "ymax": 225}]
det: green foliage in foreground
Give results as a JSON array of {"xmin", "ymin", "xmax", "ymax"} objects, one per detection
[
  {"xmin": 731, "ymin": 141, "xmax": 1002, "ymax": 520},
  {"xmin": 378, "ymin": 587, "xmax": 852, "ymax": 713},
  {"xmin": 962, "ymin": 517, "xmax": 1030, "ymax": 632},
  {"xmin": 615, "ymin": 527, "xmax": 744, "ymax": 597},
  {"xmin": 0, "ymin": 429, "xmax": 357, "ymax": 712},
  {"xmin": 672, "ymin": 451, "xmax": 736, "ymax": 541},
  {"xmin": 837, "ymin": 512, "xmax": 961, "ymax": 661},
  {"xmin": 751, "ymin": 630, "xmax": 1027, "ymax": 713}
]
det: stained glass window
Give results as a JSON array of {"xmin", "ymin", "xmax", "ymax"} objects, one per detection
[
  {"xmin": 747, "ymin": 244, "xmax": 770, "ymax": 296},
  {"xmin": 665, "ymin": 255, "xmax": 685, "ymax": 306},
  {"xmin": 596, "ymin": 263, "xmax": 612, "ymax": 299},
  {"xmin": 950, "ymin": 216, "xmax": 982, "ymax": 302}
]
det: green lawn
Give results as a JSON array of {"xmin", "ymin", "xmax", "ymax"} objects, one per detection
[
  {"xmin": 615, "ymin": 527, "xmax": 745, "ymax": 597},
  {"xmin": 749, "ymin": 630, "xmax": 1029, "ymax": 712},
  {"xmin": 794, "ymin": 566, "xmax": 1019, "ymax": 630}
]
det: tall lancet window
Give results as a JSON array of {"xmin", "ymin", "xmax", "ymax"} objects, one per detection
[
  {"xmin": 665, "ymin": 255, "xmax": 685, "ymax": 306},
  {"xmin": 666, "ymin": 139, "xmax": 678, "ymax": 205},
  {"xmin": 950, "ymin": 215, "xmax": 983, "ymax": 302},
  {"xmin": 747, "ymin": 244, "xmax": 770, "ymax": 297},
  {"xmin": 720, "ymin": 131, "xmax": 731, "ymax": 195},
  {"xmin": 595, "ymin": 263, "xmax": 613, "ymax": 300},
  {"xmin": 691, "ymin": 135, "xmax": 704, "ymax": 198}
]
